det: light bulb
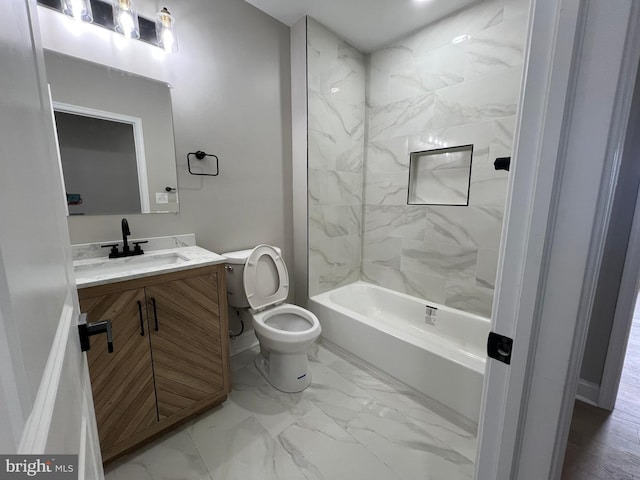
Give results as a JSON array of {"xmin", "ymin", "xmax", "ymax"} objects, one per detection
[
  {"xmin": 161, "ymin": 29, "xmax": 174, "ymax": 52},
  {"xmin": 155, "ymin": 7, "xmax": 178, "ymax": 53},
  {"xmin": 119, "ymin": 11, "xmax": 134, "ymax": 37},
  {"xmin": 63, "ymin": 0, "xmax": 93, "ymax": 22},
  {"xmin": 113, "ymin": 0, "xmax": 140, "ymax": 39}
]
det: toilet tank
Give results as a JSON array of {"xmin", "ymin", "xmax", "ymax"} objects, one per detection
[
  {"xmin": 222, "ymin": 246, "xmax": 282, "ymax": 309},
  {"xmin": 223, "ymin": 249, "xmax": 252, "ymax": 308}
]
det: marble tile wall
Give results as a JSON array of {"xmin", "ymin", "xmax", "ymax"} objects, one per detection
[
  {"xmin": 307, "ymin": 18, "xmax": 366, "ymax": 295},
  {"xmin": 362, "ymin": 0, "xmax": 528, "ymax": 317}
]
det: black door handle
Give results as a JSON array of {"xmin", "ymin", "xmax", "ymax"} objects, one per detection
[
  {"xmin": 494, "ymin": 156, "xmax": 511, "ymax": 171},
  {"xmin": 78, "ymin": 313, "xmax": 113, "ymax": 353},
  {"xmin": 151, "ymin": 298, "xmax": 159, "ymax": 331},
  {"xmin": 137, "ymin": 300, "xmax": 144, "ymax": 336}
]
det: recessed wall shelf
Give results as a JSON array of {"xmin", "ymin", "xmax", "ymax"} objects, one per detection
[{"xmin": 407, "ymin": 144, "xmax": 473, "ymax": 206}]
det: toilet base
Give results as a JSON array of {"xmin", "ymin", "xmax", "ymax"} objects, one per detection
[{"xmin": 254, "ymin": 350, "xmax": 312, "ymax": 393}]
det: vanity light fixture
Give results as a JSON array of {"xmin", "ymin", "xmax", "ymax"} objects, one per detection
[
  {"xmin": 156, "ymin": 7, "xmax": 178, "ymax": 53},
  {"xmin": 113, "ymin": 0, "xmax": 140, "ymax": 39},
  {"xmin": 62, "ymin": 0, "xmax": 93, "ymax": 22}
]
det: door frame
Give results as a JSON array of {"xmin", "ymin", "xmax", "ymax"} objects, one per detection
[
  {"xmin": 597, "ymin": 165, "xmax": 640, "ymax": 409},
  {"xmin": 475, "ymin": 0, "xmax": 640, "ymax": 479}
]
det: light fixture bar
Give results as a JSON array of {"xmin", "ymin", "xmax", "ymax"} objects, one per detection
[{"xmin": 37, "ymin": 0, "xmax": 175, "ymax": 51}]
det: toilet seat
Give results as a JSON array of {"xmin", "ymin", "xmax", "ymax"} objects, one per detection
[
  {"xmin": 243, "ymin": 245, "xmax": 289, "ymax": 310},
  {"xmin": 251, "ymin": 303, "xmax": 321, "ymax": 345}
]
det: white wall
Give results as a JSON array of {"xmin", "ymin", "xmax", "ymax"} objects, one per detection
[{"xmin": 38, "ymin": 1, "xmax": 294, "ymax": 320}]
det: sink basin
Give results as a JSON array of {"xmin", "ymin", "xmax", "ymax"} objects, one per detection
[{"xmin": 74, "ymin": 252, "xmax": 188, "ymax": 278}]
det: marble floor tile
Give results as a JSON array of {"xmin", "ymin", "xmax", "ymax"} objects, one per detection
[
  {"xmin": 105, "ymin": 429, "xmax": 211, "ymax": 480},
  {"xmin": 346, "ymin": 403, "xmax": 474, "ymax": 480},
  {"xmin": 308, "ymin": 340, "xmax": 343, "ymax": 366},
  {"xmin": 278, "ymin": 407, "xmax": 402, "ymax": 480},
  {"xmin": 225, "ymin": 360, "xmax": 316, "ymax": 436},
  {"xmin": 192, "ymin": 415, "xmax": 306, "ymax": 480},
  {"xmin": 302, "ymin": 360, "xmax": 377, "ymax": 426},
  {"xmin": 108, "ymin": 343, "xmax": 478, "ymax": 480},
  {"xmin": 406, "ymin": 406, "xmax": 478, "ymax": 462}
]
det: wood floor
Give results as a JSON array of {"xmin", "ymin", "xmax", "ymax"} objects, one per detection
[{"xmin": 562, "ymin": 305, "xmax": 640, "ymax": 479}]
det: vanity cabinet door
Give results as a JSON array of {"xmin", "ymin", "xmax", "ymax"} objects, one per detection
[
  {"xmin": 145, "ymin": 273, "xmax": 226, "ymax": 420},
  {"xmin": 80, "ymin": 289, "xmax": 159, "ymax": 457}
]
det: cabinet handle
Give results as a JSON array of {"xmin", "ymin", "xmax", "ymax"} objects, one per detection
[
  {"xmin": 137, "ymin": 300, "xmax": 144, "ymax": 336},
  {"xmin": 152, "ymin": 298, "xmax": 159, "ymax": 331}
]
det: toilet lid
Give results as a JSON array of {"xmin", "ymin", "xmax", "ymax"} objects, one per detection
[{"xmin": 243, "ymin": 245, "xmax": 289, "ymax": 310}]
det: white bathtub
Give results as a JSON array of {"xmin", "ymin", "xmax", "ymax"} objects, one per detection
[{"xmin": 309, "ymin": 281, "xmax": 490, "ymax": 423}]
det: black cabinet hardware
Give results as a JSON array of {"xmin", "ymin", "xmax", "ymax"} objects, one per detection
[
  {"xmin": 152, "ymin": 298, "xmax": 159, "ymax": 331},
  {"xmin": 137, "ymin": 301, "xmax": 145, "ymax": 336},
  {"xmin": 78, "ymin": 313, "xmax": 113, "ymax": 353}
]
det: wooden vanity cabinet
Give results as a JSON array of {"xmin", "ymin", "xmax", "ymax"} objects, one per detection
[{"xmin": 78, "ymin": 264, "xmax": 230, "ymax": 464}]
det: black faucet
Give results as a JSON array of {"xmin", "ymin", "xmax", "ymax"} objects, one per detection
[
  {"xmin": 101, "ymin": 218, "xmax": 148, "ymax": 258},
  {"xmin": 121, "ymin": 218, "xmax": 131, "ymax": 253}
]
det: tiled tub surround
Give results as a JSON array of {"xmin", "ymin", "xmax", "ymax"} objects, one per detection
[
  {"xmin": 310, "ymin": 282, "xmax": 490, "ymax": 423},
  {"xmin": 105, "ymin": 342, "xmax": 477, "ymax": 480},
  {"xmin": 306, "ymin": 1, "xmax": 527, "ymax": 316},
  {"xmin": 361, "ymin": 0, "xmax": 528, "ymax": 317},
  {"xmin": 307, "ymin": 18, "xmax": 366, "ymax": 296}
]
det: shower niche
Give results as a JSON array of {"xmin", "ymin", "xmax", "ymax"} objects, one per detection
[{"xmin": 407, "ymin": 144, "xmax": 473, "ymax": 206}]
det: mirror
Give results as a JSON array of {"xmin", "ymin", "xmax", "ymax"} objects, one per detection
[
  {"xmin": 44, "ymin": 50, "xmax": 179, "ymax": 215},
  {"xmin": 407, "ymin": 145, "xmax": 473, "ymax": 206}
]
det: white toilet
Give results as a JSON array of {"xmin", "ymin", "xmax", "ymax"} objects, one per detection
[{"xmin": 223, "ymin": 245, "xmax": 321, "ymax": 392}]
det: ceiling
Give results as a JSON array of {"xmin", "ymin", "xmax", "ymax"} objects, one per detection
[{"xmin": 243, "ymin": 0, "xmax": 478, "ymax": 52}]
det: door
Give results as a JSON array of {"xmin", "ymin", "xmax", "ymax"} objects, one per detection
[
  {"xmin": 0, "ymin": 0, "xmax": 103, "ymax": 478},
  {"xmin": 80, "ymin": 289, "xmax": 157, "ymax": 460},
  {"xmin": 146, "ymin": 274, "xmax": 226, "ymax": 420},
  {"xmin": 474, "ymin": 0, "xmax": 640, "ymax": 479}
]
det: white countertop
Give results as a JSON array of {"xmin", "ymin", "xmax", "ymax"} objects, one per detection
[{"xmin": 73, "ymin": 245, "xmax": 227, "ymax": 288}]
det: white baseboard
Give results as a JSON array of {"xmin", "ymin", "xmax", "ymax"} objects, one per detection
[
  {"xmin": 229, "ymin": 329, "xmax": 258, "ymax": 356},
  {"xmin": 576, "ymin": 379, "xmax": 600, "ymax": 406}
]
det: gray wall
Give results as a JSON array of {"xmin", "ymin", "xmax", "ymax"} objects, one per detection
[{"xmin": 61, "ymin": 0, "xmax": 293, "ymax": 285}]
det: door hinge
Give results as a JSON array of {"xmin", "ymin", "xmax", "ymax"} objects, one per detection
[{"xmin": 487, "ymin": 331, "xmax": 513, "ymax": 365}]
